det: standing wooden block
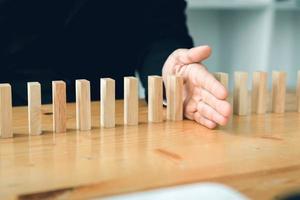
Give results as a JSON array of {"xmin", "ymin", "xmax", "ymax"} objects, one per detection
[
  {"xmin": 233, "ymin": 72, "xmax": 248, "ymax": 116},
  {"xmin": 148, "ymin": 76, "xmax": 163, "ymax": 123},
  {"xmin": 297, "ymin": 71, "xmax": 300, "ymax": 113},
  {"xmin": 76, "ymin": 79, "xmax": 91, "ymax": 131},
  {"xmin": 252, "ymin": 71, "xmax": 268, "ymax": 114},
  {"xmin": 0, "ymin": 84, "xmax": 13, "ymax": 138},
  {"xmin": 166, "ymin": 75, "xmax": 183, "ymax": 121},
  {"xmin": 124, "ymin": 77, "xmax": 138, "ymax": 125},
  {"xmin": 27, "ymin": 82, "xmax": 42, "ymax": 135},
  {"xmin": 52, "ymin": 81, "xmax": 67, "ymax": 133},
  {"xmin": 213, "ymin": 72, "xmax": 229, "ymax": 90},
  {"xmin": 101, "ymin": 78, "xmax": 115, "ymax": 128},
  {"xmin": 272, "ymin": 71, "xmax": 286, "ymax": 113}
]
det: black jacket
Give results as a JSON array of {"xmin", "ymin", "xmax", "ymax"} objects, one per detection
[{"xmin": 0, "ymin": 0, "xmax": 193, "ymax": 105}]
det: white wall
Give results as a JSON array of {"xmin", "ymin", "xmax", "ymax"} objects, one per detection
[
  {"xmin": 186, "ymin": 10, "xmax": 222, "ymax": 71},
  {"xmin": 186, "ymin": 0, "xmax": 300, "ymax": 89},
  {"xmin": 269, "ymin": 10, "xmax": 300, "ymax": 87}
]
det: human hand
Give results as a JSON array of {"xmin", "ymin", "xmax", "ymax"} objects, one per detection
[{"xmin": 162, "ymin": 46, "xmax": 232, "ymax": 129}]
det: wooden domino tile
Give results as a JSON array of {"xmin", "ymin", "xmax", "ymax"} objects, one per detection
[
  {"xmin": 148, "ymin": 76, "xmax": 163, "ymax": 123},
  {"xmin": 166, "ymin": 75, "xmax": 183, "ymax": 121},
  {"xmin": 0, "ymin": 84, "xmax": 13, "ymax": 138},
  {"xmin": 76, "ymin": 79, "xmax": 91, "ymax": 131},
  {"xmin": 272, "ymin": 71, "xmax": 286, "ymax": 113},
  {"xmin": 101, "ymin": 78, "xmax": 115, "ymax": 128},
  {"xmin": 27, "ymin": 82, "xmax": 42, "ymax": 135},
  {"xmin": 213, "ymin": 72, "xmax": 229, "ymax": 90},
  {"xmin": 124, "ymin": 77, "xmax": 138, "ymax": 125},
  {"xmin": 233, "ymin": 72, "xmax": 248, "ymax": 116},
  {"xmin": 252, "ymin": 71, "xmax": 268, "ymax": 114},
  {"xmin": 52, "ymin": 81, "xmax": 67, "ymax": 133},
  {"xmin": 297, "ymin": 70, "xmax": 300, "ymax": 113}
]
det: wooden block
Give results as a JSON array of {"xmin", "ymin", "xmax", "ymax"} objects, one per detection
[
  {"xmin": 101, "ymin": 78, "xmax": 115, "ymax": 128},
  {"xmin": 148, "ymin": 76, "xmax": 163, "ymax": 123},
  {"xmin": 166, "ymin": 75, "xmax": 183, "ymax": 121},
  {"xmin": 252, "ymin": 71, "xmax": 268, "ymax": 114},
  {"xmin": 27, "ymin": 82, "xmax": 42, "ymax": 135},
  {"xmin": 297, "ymin": 71, "xmax": 300, "ymax": 113},
  {"xmin": 0, "ymin": 84, "xmax": 13, "ymax": 138},
  {"xmin": 124, "ymin": 77, "xmax": 138, "ymax": 125},
  {"xmin": 213, "ymin": 72, "xmax": 229, "ymax": 90},
  {"xmin": 233, "ymin": 72, "xmax": 248, "ymax": 116},
  {"xmin": 76, "ymin": 79, "xmax": 91, "ymax": 131},
  {"xmin": 52, "ymin": 81, "xmax": 67, "ymax": 133},
  {"xmin": 272, "ymin": 71, "xmax": 286, "ymax": 113}
]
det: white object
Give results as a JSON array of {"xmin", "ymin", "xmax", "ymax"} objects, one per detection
[{"xmin": 99, "ymin": 183, "xmax": 249, "ymax": 200}]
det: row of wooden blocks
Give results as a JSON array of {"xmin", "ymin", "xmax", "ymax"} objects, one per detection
[
  {"xmin": 0, "ymin": 76, "xmax": 182, "ymax": 138},
  {"xmin": 232, "ymin": 71, "xmax": 300, "ymax": 115},
  {"xmin": 0, "ymin": 71, "xmax": 300, "ymax": 138}
]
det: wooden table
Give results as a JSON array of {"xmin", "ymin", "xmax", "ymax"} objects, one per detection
[{"xmin": 1, "ymin": 93, "xmax": 300, "ymax": 200}]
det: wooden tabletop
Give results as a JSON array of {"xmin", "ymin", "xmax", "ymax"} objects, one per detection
[{"xmin": 1, "ymin": 93, "xmax": 300, "ymax": 200}]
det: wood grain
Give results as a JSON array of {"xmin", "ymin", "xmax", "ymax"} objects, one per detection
[
  {"xmin": 124, "ymin": 77, "xmax": 138, "ymax": 125},
  {"xmin": 0, "ymin": 96, "xmax": 299, "ymax": 200},
  {"xmin": 0, "ymin": 83, "xmax": 12, "ymax": 138},
  {"xmin": 27, "ymin": 82, "xmax": 42, "ymax": 135},
  {"xmin": 101, "ymin": 78, "xmax": 115, "ymax": 128},
  {"xmin": 76, "ymin": 79, "xmax": 91, "ymax": 131},
  {"xmin": 166, "ymin": 75, "xmax": 183, "ymax": 121},
  {"xmin": 148, "ymin": 76, "xmax": 163, "ymax": 123},
  {"xmin": 52, "ymin": 81, "xmax": 67, "ymax": 133},
  {"xmin": 252, "ymin": 71, "xmax": 267, "ymax": 114},
  {"xmin": 272, "ymin": 71, "xmax": 286, "ymax": 113},
  {"xmin": 233, "ymin": 72, "xmax": 248, "ymax": 116}
]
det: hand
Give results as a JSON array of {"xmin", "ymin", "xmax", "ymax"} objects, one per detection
[{"xmin": 162, "ymin": 45, "xmax": 232, "ymax": 129}]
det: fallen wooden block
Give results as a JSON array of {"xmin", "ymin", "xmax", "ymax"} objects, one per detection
[
  {"xmin": 101, "ymin": 78, "xmax": 115, "ymax": 128},
  {"xmin": 76, "ymin": 79, "xmax": 91, "ymax": 131},
  {"xmin": 252, "ymin": 71, "xmax": 268, "ymax": 114},
  {"xmin": 233, "ymin": 72, "xmax": 248, "ymax": 116},
  {"xmin": 0, "ymin": 84, "xmax": 13, "ymax": 138},
  {"xmin": 167, "ymin": 75, "xmax": 183, "ymax": 121},
  {"xmin": 272, "ymin": 71, "xmax": 286, "ymax": 113},
  {"xmin": 124, "ymin": 77, "xmax": 138, "ymax": 125},
  {"xmin": 52, "ymin": 81, "xmax": 67, "ymax": 133},
  {"xmin": 148, "ymin": 76, "xmax": 163, "ymax": 123},
  {"xmin": 27, "ymin": 82, "xmax": 42, "ymax": 135}
]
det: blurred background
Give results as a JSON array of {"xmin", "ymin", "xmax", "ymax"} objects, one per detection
[{"xmin": 186, "ymin": 0, "xmax": 300, "ymax": 90}]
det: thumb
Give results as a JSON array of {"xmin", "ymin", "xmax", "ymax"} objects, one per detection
[
  {"xmin": 162, "ymin": 45, "xmax": 212, "ymax": 83},
  {"xmin": 177, "ymin": 45, "xmax": 212, "ymax": 65}
]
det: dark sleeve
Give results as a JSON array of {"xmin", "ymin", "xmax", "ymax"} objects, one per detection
[{"xmin": 137, "ymin": 0, "xmax": 194, "ymax": 100}]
